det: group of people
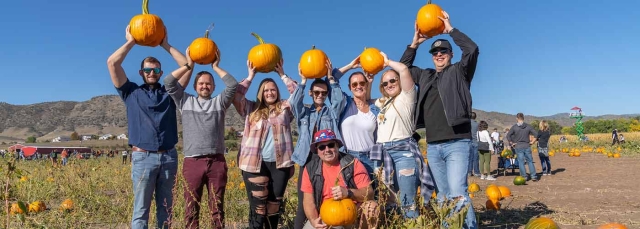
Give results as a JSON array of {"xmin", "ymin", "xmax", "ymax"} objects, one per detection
[{"xmin": 107, "ymin": 10, "xmax": 482, "ymax": 229}]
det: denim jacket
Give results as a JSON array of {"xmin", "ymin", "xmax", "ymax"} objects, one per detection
[{"xmin": 290, "ymin": 80, "xmax": 344, "ymax": 166}]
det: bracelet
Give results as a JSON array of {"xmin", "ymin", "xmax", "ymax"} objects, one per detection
[{"xmin": 184, "ymin": 63, "xmax": 192, "ymax": 70}]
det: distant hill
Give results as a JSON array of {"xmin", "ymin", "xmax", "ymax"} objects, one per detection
[{"xmin": 0, "ymin": 95, "xmax": 637, "ymax": 142}]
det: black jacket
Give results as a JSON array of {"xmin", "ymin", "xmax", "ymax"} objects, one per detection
[{"xmin": 400, "ymin": 28, "xmax": 479, "ymax": 129}]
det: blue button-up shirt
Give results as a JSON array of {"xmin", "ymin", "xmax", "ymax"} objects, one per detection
[{"xmin": 116, "ymin": 80, "xmax": 178, "ymax": 151}]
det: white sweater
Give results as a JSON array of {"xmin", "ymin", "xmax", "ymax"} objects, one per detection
[{"xmin": 478, "ymin": 130, "xmax": 495, "ymax": 151}]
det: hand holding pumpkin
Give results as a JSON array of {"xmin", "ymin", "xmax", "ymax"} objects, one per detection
[
  {"xmin": 438, "ymin": 11, "xmax": 454, "ymax": 34},
  {"xmin": 380, "ymin": 52, "xmax": 390, "ymax": 67},
  {"xmin": 211, "ymin": 49, "xmax": 221, "ymax": 69},
  {"xmin": 185, "ymin": 48, "xmax": 194, "ymax": 68},
  {"xmin": 160, "ymin": 26, "xmax": 169, "ymax": 49},
  {"xmin": 325, "ymin": 59, "xmax": 333, "ymax": 80},
  {"xmin": 274, "ymin": 59, "xmax": 285, "ymax": 77},
  {"xmin": 311, "ymin": 217, "xmax": 328, "ymax": 229},
  {"xmin": 330, "ymin": 185, "xmax": 347, "ymax": 200},
  {"xmin": 412, "ymin": 22, "xmax": 430, "ymax": 47},
  {"xmin": 246, "ymin": 60, "xmax": 257, "ymax": 81},
  {"xmin": 125, "ymin": 25, "xmax": 135, "ymax": 43},
  {"xmin": 346, "ymin": 56, "xmax": 361, "ymax": 70}
]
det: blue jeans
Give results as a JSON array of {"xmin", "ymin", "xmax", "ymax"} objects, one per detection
[
  {"xmin": 538, "ymin": 147, "xmax": 551, "ymax": 174},
  {"xmin": 514, "ymin": 148, "xmax": 537, "ymax": 179},
  {"xmin": 375, "ymin": 138, "xmax": 421, "ymax": 219},
  {"xmin": 427, "ymin": 138, "xmax": 477, "ymax": 229},
  {"xmin": 468, "ymin": 142, "xmax": 480, "ymax": 175},
  {"xmin": 131, "ymin": 148, "xmax": 178, "ymax": 229},
  {"xmin": 347, "ymin": 150, "xmax": 374, "ymax": 179}
]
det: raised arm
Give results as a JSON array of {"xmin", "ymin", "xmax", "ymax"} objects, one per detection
[
  {"xmin": 399, "ymin": 22, "xmax": 431, "ymax": 83},
  {"xmin": 382, "ymin": 52, "xmax": 414, "ymax": 92},
  {"xmin": 106, "ymin": 26, "xmax": 136, "ymax": 88},
  {"xmin": 163, "ymin": 48, "xmax": 194, "ymax": 110},
  {"xmin": 211, "ymin": 52, "xmax": 239, "ymax": 109},
  {"xmin": 159, "ymin": 30, "xmax": 191, "ymax": 88},
  {"xmin": 441, "ymin": 11, "xmax": 479, "ymax": 83},
  {"xmin": 287, "ymin": 65, "xmax": 307, "ymax": 120},
  {"xmin": 232, "ymin": 61, "xmax": 258, "ymax": 117},
  {"xmin": 326, "ymin": 59, "xmax": 347, "ymax": 119}
]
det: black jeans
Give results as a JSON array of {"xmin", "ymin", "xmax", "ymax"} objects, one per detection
[{"xmin": 242, "ymin": 161, "xmax": 293, "ymax": 229}]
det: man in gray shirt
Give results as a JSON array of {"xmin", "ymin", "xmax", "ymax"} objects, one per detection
[
  {"xmin": 164, "ymin": 49, "xmax": 238, "ymax": 229},
  {"xmin": 506, "ymin": 113, "xmax": 539, "ymax": 182}
]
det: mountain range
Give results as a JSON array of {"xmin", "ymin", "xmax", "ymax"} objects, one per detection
[{"xmin": 0, "ymin": 95, "xmax": 637, "ymax": 142}]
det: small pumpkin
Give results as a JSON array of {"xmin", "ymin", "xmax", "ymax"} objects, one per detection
[
  {"xmin": 247, "ymin": 32, "xmax": 282, "ymax": 73},
  {"xmin": 485, "ymin": 186, "xmax": 502, "ymax": 202},
  {"xmin": 129, "ymin": 0, "xmax": 165, "ymax": 47},
  {"xmin": 485, "ymin": 199, "xmax": 500, "ymax": 211},
  {"xmin": 513, "ymin": 176, "xmax": 526, "ymax": 186},
  {"xmin": 10, "ymin": 202, "xmax": 26, "ymax": 215},
  {"xmin": 613, "ymin": 153, "xmax": 620, "ymax": 158},
  {"xmin": 468, "ymin": 183, "xmax": 480, "ymax": 193},
  {"xmin": 28, "ymin": 201, "xmax": 46, "ymax": 213},
  {"xmin": 415, "ymin": 0, "xmax": 446, "ymax": 37},
  {"xmin": 60, "ymin": 199, "xmax": 74, "ymax": 211},
  {"xmin": 359, "ymin": 47, "xmax": 385, "ymax": 75},
  {"xmin": 299, "ymin": 45, "xmax": 329, "ymax": 79},
  {"xmin": 498, "ymin": 186, "xmax": 511, "ymax": 198},
  {"xmin": 524, "ymin": 217, "xmax": 559, "ymax": 229},
  {"xmin": 188, "ymin": 24, "xmax": 219, "ymax": 65},
  {"xmin": 597, "ymin": 222, "xmax": 628, "ymax": 229},
  {"xmin": 319, "ymin": 174, "xmax": 357, "ymax": 226},
  {"xmin": 501, "ymin": 149, "xmax": 513, "ymax": 158}
]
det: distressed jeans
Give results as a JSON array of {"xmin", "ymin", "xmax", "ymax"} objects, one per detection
[
  {"xmin": 131, "ymin": 148, "xmax": 178, "ymax": 229},
  {"xmin": 468, "ymin": 142, "xmax": 480, "ymax": 175},
  {"xmin": 514, "ymin": 148, "xmax": 537, "ymax": 180},
  {"xmin": 427, "ymin": 139, "xmax": 477, "ymax": 229},
  {"xmin": 375, "ymin": 138, "xmax": 421, "ymax": 219}
]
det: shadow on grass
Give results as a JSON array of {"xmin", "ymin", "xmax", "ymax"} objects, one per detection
[{"xmin": 477, "ymin": 201, "xmax": 554, "ymax": 228}]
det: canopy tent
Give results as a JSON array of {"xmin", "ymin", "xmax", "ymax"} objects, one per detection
[{"xmin": 7, "ymin": 144, "xmax": 25, "ymax": 151}]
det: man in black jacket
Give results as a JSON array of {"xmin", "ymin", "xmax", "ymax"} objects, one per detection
[{"xmin": 399, "ymin": 11, "xmax": 479, "ymax": 229}]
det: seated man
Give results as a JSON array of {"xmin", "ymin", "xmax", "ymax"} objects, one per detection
[{"xmin": 300, "ymin": 129, "xmax": 378, "ymax": 229}]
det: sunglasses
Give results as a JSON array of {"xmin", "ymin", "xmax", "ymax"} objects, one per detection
[
  {"xmin": 381, "ymin": 78, "xmax": 398, "ymax": 88},
  {"xmin": 351, "ymin": 81, "xmax": 366, "ymax": 88},
  {"xmin": 142, "ymin": 68, "xmax": 161, "ymax": 74},
  {"xmin": 311, "ymin": 91, "xmax": 328, "ymax": 97},
  {"xmin": 430, "ymin": 48, "xmax": 450, "ymax": 56},
  {"xmin": 317, "ymin": 142, "xmax": 336, "ymax": 151}
]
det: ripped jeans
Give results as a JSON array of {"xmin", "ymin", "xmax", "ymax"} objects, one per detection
[
  {"xmin": 241, "ymin": 161, "xmax": 293, "ymax": 229},
  {"xmin": 375, "ymin": 138, "xmax": 420, "ymax": 218},
  {"xmin": 427, "ymin": 138, "xmax": 477, "ymax": 229}
]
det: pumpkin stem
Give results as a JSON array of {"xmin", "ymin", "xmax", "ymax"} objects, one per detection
[
  {"xmin": 251, "ymin": 32, "xmax": 265, "ymax": 44},
  {"xmin": 427, "ymin": 0, "xmax": 432, "ymax": 4},
  {"xmin": 334, "ymin": 160, "xmax": 355, "ymax": 186},
  {"xmin": 204, "ymin": 23, "xmax": 215, "ymax": 38},
  {"xmin": 312, "ymin": 45, "xmax": 316, "ymax": 50},
  {"xmin": 142, "ymin": 0, "xmax": 149, "ymax": 14}
]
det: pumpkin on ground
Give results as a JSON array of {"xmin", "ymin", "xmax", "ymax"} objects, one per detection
[
  {"xmin": 524, "ymin": 217, "xmax": 559, "ymax": 229},
  {"xmin": 498, "ymin": 186, "xmax": 511, "ymax": 198},
  {"xmin": 468, "ymin": 183, "xmax": 480, "ymax": 193},
  {"xmin": 188, "ymin": 25, "xmax": 219, "ymax": 65},
  {"xmin": 485, "ymin": 199, "xmax": 500, "ymax": 210},
  {"xmin": 247, "ymin": 33, "xmax": 282, "ymax": 73},
  {"xmin": 359, "ymin": 47, "xmax": 385, "ymax": 74},
  {"xmin": 485, "ymin": 186, "xmax": 502, "ymax": 202},
  {"xmin": 60, "ymin": 199, "xmax": 74, "ymax": 211},
  {"xmin": 513, "ymin": 176, "xmax": 526, "ymax": 186},
  {"xmin": 319, "ymin": 198, "xmax": 358, "ymax": 226},
  {"xmin": 597, "ymin": 222, "xmax": 628, "ymax": 229},
  {"xmin": 299, "ymin": 45, "xmax": 329, "ymax": 79},
  {"xmin": 415, "ymin": 0, "xmax": 445, "ymax": 37},
  {"xmin": 10, "ymin": 202, "xmax": 26, "ymax": 215},
  {"xmin": 129, "ymin": 0, "xmax": 165, "ymax": 47},
  {"xmin": 28, "ymin": 201, "xmax": 47, "ymax": 213}
]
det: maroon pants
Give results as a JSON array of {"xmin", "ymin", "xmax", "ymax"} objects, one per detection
[{"xmin": 183, "ymin": 154, "xmax": 228, "ymax": 229}]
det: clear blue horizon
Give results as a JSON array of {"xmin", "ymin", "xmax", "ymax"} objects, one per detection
[{"xmin": 1, "ymin": 0, "xmax": 638, "ymax": 117}]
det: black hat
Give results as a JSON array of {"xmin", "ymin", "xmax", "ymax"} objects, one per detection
[{"xmin": 429, "ymin": 39, "xmax": 452, "ymax": 53}]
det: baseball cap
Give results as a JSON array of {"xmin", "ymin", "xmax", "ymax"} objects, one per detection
[{"xmin": 429, "ymin": 39, "xmax": 452, "ymax": 54}]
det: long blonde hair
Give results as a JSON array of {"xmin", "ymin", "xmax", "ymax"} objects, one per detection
[
  {"xmin": 378, "ymin": 69, "xmax": 401, "ymax": 104},
  {"xmin": 539, "ymin": 120, "xmax": 549, "ymax": 131},
  {"xmin": 249, "ymin": 78, "xmax": 283, "ymax": 124}
]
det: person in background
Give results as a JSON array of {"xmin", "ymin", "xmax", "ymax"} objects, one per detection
[
  {"xmin": 531, "ymin": 120, "xmax": 552, "ymax": 176},
  {"xmin": 506, "ymin": 113, "xmax": 539, "ymax": 182},
  {"xmin": 469, "ymin": 112, "xmax": 480, "ymax": 177},
  {"xmin": 491, "ymin": 128, "xmax": 500, "ymax": 144},
  {"xmin": 476, "ymin": 121, "xmax": 495, "ymax": 180},
  {"xmin": 61, "ymin": 149, "xmax": 69, "ymax": 166},
  {"xmin": 611, "ymin": 129, "xmax": 620, "ymax": 145},
  {"xmin": 122, "ymin": 150, "xmax": 128, "ymax": 164},
  {"xmin": 619, "ymin": 134, "xmax": 625, "ymax": 143}
]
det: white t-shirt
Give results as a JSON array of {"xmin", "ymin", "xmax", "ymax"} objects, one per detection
[
  {"xmin": 491, "ymin": 131, "xmax": 500, "ymax": 142},
  {"xmin": 478, "ymin": 130, "xmax": 495, "ymax": 151},
  {"xmin": 375, "ymin": 88, "xmax": 416, "ymax": 143},
  {"xmin": 122, "ymin": 151, "xmax": 128, "ymax": 156},
  {"xmin": 340, "ymin": 101, "xmax": 377, "ymax": 152}
]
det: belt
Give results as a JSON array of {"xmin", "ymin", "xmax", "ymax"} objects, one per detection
[{"xmin": 132, "ymin": 146, "xmax": 168, "ymax": 153}]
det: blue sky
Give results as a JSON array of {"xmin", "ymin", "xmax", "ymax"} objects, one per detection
[{"xmin": 1, "ymin": 0, "xmax": 638, "ymax": 116}]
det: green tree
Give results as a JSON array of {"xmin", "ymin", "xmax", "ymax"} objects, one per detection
[
  {"xmin": 25, "ymin": 136, "xmax": 36, "ymax": 143},
  {"xmin": 70, "ymin": 132, "xmax": 80, "ymax": 140}
]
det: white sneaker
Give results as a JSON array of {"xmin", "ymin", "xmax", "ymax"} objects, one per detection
[
  {"xmin": 485, "ymin": 175, "xmax": 497, "ymax": 181},
  {"xmin": 480, "ymin": 175, "xmax": 486, "ymax": 180}
]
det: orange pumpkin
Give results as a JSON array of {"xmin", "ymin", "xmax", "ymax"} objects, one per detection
[
  {"xmin": 597, "ymin": 223, "xmax": 628, "ymax": 229},
  {"xmin": 467, "ymin": 183, "xmax": 480, "ymax": 193},
  {"xmin": 188, "ymin": 25, "xmax": 219, "ymax": 65},
  {"xmin": 498, "ymin": 186, "xmax": 511, "ymax": 198},
  {"xmin": 415, "ymin": 0, "xmax": 445, "ymax": 37},
  {"xmin": 485, "ymin": 199, "xmax": 500, "ymax": 210},
  {"xmin": 524, "ymin": 217, "xmax": 559, "ymax": 229},
  {"xmin": 319, "ymin": 198, "xmax": 358, "ymax": 226},
  {"xmin": 359, "ymin": 47, "xmax": 385, "ymax": 74},
  {"xmin": 129, "ymin": 0, "xmax": 165, "ymax": 47},
  {"xmin": 247, "ymin": 32, "xmax": 282, "ymax": 73},
  {"xmin": 28, "ymin": 201, "xmax": 47, "ymax": 213},
  {"xmin": 10, "ymin": 202, "xmax": 26, "ymax": 215},
  {"xmin": 485, "ymin": 185, "xmax": 502, "ymax": 202},
  {"xmin": 299, "ymin": 45, "xmax": 328, "ymax": 79},
  {"xmin": 60, "ymin": 199, "xmax": 74, "ymax": 211}
]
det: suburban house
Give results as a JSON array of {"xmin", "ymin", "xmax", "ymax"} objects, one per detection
[
  {"xmin": 81, "ymin": 135, "xmax": 92, "ymax": 141},
  {"xmin": 98, "ymin": 134, "xmax": 113, "ymax": 140},
  {"xmin": 117, "ymin": 133, "xmax": 128, "ymax": 140},
  {"xmin": 51, "ymin": 136, "xmax": 71, "ymax": 142}
]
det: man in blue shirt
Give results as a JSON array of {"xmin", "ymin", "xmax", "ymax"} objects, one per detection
[{"xmin": 107, "ymin": 25, "xmax": 194, "ymax": 229}]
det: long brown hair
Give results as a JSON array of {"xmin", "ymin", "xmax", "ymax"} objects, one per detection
[{"xmin": 249, "ymin": 78, "xmax": 283, "ymax": 124}]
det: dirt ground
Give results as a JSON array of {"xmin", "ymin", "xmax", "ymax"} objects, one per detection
[{"xmin": 472, "ymin": 152, "xmax": 639, "ymax": 229}]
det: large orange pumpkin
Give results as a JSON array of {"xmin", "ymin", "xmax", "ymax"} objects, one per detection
[
  {"xmin": 415, "ymin": 0, "xmax": 445, "ymax": 37},
  {"xmin": 188, "ymin": 25, "xmax": 219, "ymax": 65},
  {"xmin": 319, "ymin": 198, "xmax": 358, "ymax": 226},
  {"xmin": 359, "ymin": 47, "xmax": 385, "ymax": 75},
  {"xmin": 129, "ymin": 0, "xmax": 165, "ymax": 47},
  {"xmin": 299, "ymin": 45, "xmax": 328, "ymax": 79},
  {"xmin": 498, "ymin": 186, "xmax": 511, "ymax": 198},
  {"xmin": 524, "ymin": 217, "xmax": 559, "ymax": 229},
  {"xmin": 485, "ymin": 185, "xmax": 502, "ymax": 202},
  {"xmin": 597, "ymin": 223, "xmax": 628, "ymax": 229},
  {"xmin": 485, "ymin": 199, "xmax": 500, "ymax": 211},
  {"xmin": 247, "ymin": 32, "xmax": 282, "ymax": 73}
]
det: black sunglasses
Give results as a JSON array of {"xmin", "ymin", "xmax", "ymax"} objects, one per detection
[
  {"xmin": 142, "ymin": 68, "xmax": 161, "ymax": 74},
  {"xmin": 311, "ymin": 91, "xmax": 328, "ymax": 97},
  {"xmin": 350, "ymin": 81, "xmax": 366, "ymax": 88},
  {"xmin": 381, "ymin": 78, "xmax": 398, "ymax": 88},
  {"xmin": 430, "ymin": 48, "xmax": 450, "ymax": 56},
  {"xmin": 317, "ymin": 142, "xmax": 336, "ymax": 151}
]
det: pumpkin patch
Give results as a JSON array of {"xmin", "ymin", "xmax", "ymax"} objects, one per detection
[{"xmin": 129, "ymin": 0, "xmax": 165, "ymax": 47}]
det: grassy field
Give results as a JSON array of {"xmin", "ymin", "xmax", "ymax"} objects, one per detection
[{"xmin": 1, "ymin": 132, "xmax": 638, "ymax": 228}]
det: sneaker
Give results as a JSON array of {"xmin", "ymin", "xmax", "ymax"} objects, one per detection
[
  {"xmin": 532, "ymin": 177, "xmax": 539, "ymax": 182},
  {"xmin": 480, "ymin": 175, "xmax": 486, "ymax": 180},
  {"xmin": 485, "ymin": 175, "xmax": 497, "ymax": 181}
]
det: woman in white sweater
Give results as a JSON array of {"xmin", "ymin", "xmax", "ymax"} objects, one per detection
[{"xmin": 477, "ymin": 121, "xmax": 495, "ymax": 180}]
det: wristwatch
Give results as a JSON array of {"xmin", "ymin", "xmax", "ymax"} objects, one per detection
[
  {"xmin": 347, "ymin": 189, "xmax": 354, "ymax": 199},
  {"xmin": 184, "ymin": 63, "xmax": 192, "ymax": 70}
]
